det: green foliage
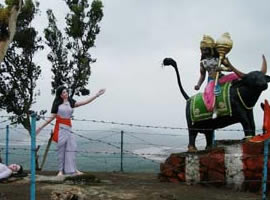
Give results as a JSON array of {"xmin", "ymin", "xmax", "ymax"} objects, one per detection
[
  {"xmin": 0, "ymin": 0, "xmax": 43, "ymax": 131},
  {"xmin": 5, "ymin": 0, "xmax": 20, "ymax": 7},
  {"xmin": 45, "ymin": 0, "xmax": 103, "ymax": 97},
  {"xmin": 0, "ymin": 0, "xmax": 24, "ymax": 42},
  {"xmin": 0, "ymin": 0, "xmax": 20, "ymax": 22},
  {"xmin": 44, "ymin": 9, "xmax": 69, "ymax": 93},
  {"xmin": 0, "ymin": 2, "xmax": 11, "ymax": 41},
  {"xmin": 0, "ymin": 8, "xmax": 9, "ymax": 23}
]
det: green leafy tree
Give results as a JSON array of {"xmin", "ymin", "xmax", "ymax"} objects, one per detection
[
  {"xmin": 44, "ymin": 0, "xmax": 103, "ymax": 97},
  {"xmin": 0, "ymin": 0, "xmax": 22, "ymax": 61},
  {"xmin": 0, "ymin": 0, "xmax": 44, "ymax": 131},
  {"xmin": 0, "ymin": 0, "xmax": 21, "ymax": 40}
]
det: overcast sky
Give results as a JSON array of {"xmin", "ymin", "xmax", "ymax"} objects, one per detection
[{"xmin": 7, "ymin": 0, "xmax": 270, "ymax": 139}]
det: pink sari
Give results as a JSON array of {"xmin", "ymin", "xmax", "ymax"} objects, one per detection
[{"xmin": 203, "ymin": 73, "xmax": 239, "ymax": 112}]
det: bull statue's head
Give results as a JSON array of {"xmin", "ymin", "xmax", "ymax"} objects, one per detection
[{"xmin": 240, "ymin": 55, "xmax": 270, "ymax": 91}]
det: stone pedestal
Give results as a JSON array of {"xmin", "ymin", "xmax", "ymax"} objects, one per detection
[{"xmin": 159, "ymin": 140, "xmax": 269, "ymax": 192}]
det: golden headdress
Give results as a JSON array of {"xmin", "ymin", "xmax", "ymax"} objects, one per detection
[{"xmin": 200, "ymin": 35, "xmax": 215, "ymax": 49}]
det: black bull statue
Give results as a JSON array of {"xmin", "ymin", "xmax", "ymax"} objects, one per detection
[{"xmin": 163, "ymin": 56, "xmax": 270, "ymax": 152}]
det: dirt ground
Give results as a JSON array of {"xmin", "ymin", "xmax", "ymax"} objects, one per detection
[{"xmin": 0, "ymin": 172, "xmax": 262, "ymax": 200}]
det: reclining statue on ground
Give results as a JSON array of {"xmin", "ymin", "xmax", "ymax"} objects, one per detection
[{"xmin": 162, "ymin": 56, "xmax": 270, "ymax": 152}]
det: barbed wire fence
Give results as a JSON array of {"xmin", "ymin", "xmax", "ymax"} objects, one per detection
[
  {"xmin": 0, "ymin": 114, "xmax": 264, "ymax": 173},
  {"xmin": 1, "ymin": 113, "xmax": 270, "ymax": 200}
]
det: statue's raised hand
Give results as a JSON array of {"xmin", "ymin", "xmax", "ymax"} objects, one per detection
[
  {"xmin": 96, "ymin": 89, "xmax": 106, "ymax": 97},
  {"xmin": 222, "ymin": 57, "xmax": 232, "ymax": 68}
]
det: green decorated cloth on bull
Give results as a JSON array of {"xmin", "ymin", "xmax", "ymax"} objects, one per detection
[{"xmin": 190, "ymin": 82, "xmax": 232, "ymax": 123}]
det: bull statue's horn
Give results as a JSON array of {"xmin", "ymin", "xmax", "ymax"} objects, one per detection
[{"xmin": 261, "ymin": 54, "xmax": 267, "ymax": 74}]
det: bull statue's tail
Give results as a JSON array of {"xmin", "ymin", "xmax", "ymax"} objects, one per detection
[{"xmin": 162, "ymin": 58, "xmax": 190, "ymax": 100}]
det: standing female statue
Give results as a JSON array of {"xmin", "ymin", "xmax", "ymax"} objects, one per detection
[{"xmin": 36, "ymin": 86, "xmax": 106, "ymax": 176}]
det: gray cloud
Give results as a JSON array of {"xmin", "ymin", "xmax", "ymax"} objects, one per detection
[{"xmin": 21, "ymin": 0, "xmax": 270, "ymax": 139}]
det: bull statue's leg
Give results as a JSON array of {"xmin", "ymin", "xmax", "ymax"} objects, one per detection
[
  {"xmin": 205, "ymin": 130, "xmax": 215, "ymax": 150},
  {"xmin": 240, "ymin": 112, "xmax": 255, "ymax": 138},
  {"xmin": 247, "ymin": 112, "xmax": 256, "ymax": 137},
  {"xmin": 188, "ymin": 130, "xmax": 198, "ymax": 152}
]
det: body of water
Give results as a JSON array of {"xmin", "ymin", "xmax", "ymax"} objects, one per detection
[
  {"xmin": 0, "ymin": 142, "xmax": 171, "ymax": 173},
  {"xmin": 0, "ymin": 122, "xmax": 246, "ymax": 172}
]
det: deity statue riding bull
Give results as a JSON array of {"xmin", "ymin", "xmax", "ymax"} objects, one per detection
[{"xmin": 163, "ymin": 33, "xmax": 270, "ymax": 152}]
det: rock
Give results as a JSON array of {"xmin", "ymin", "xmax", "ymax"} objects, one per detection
[
  {"xmin": 0, "ymin": 193, "xmax": 7, "ymax": 200},
  {"xmin": 51, "ymin": 187, "xmax": 86, "ymax": 200},
  {"xmin": 64, "ymin": 173, "xmax": 100, "ymax": 185}
]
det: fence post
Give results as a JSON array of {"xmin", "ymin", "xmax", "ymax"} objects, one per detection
[
  {"xmin": 5, "ymin": 125, "xmax": 9, "ymax": 165},
  {"xmin": 30, "ymin": 114, "xmax": 36, "ymax": 200},
  {"xmin": 262, "ymin": 139, "xmax": 269, "ymax": 200},
  {"xmin": 120, "ymin": 130, "xmax": 124, "ymax": 172}
]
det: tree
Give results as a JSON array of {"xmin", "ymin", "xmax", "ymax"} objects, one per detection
[
  {"xmin": 0, "ymin": 0, "xmax": 23, "ymax": 62},
  {"xmin": 44, "ymin": 0, "xmax": 104, "ymax": 98},
  {"xmin": 0, "ymin": 0, "xmax": 44, "ymax": 132}
]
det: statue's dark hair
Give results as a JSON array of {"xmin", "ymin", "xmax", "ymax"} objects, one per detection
[
  {"xmin": 11, "ymin": 164, "xmax": 27, "ymax": 178},
  {"xmin": 51, "ymin": 86, "xmax": 76, "ymax": 114},
  {"xmin": 200, "ymin": 47, "xmax": 219, "ymax": 60},
  {"xmin": 17, "ymin": 165, "xmax": 23, "ymax": 174}
]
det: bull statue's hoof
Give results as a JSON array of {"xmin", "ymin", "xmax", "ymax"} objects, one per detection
[
  {"xmin": 188, "ymin": 145, "xmax": 198, "ymax": 152},
  {"xmin": 205, "ymin": 146, "xmax": 213, "ymax": 151},
  {"xmin": 243, "ymin": 136, "xmax": 253, "ymax": 142}
]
